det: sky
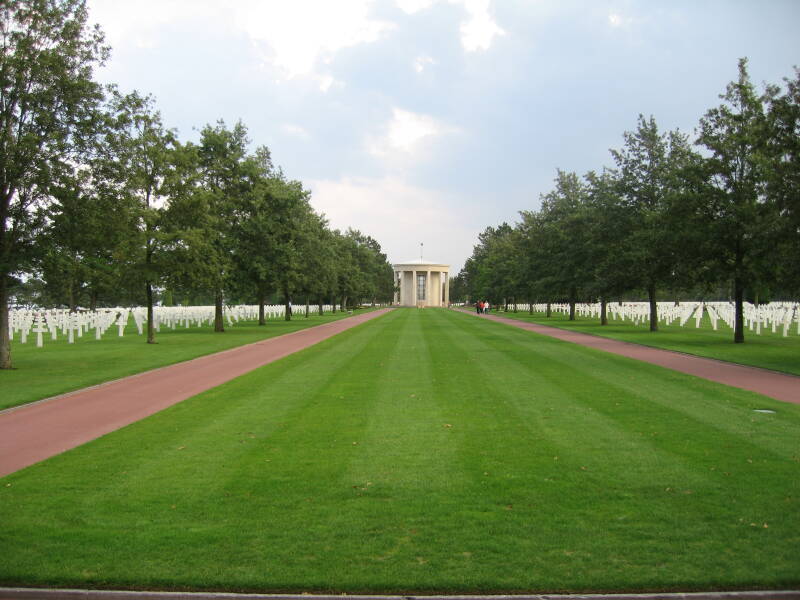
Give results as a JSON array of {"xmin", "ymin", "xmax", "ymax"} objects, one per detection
[{"xmin": 86, "ymin": 0, "xmax": 800, "ymax": 273}]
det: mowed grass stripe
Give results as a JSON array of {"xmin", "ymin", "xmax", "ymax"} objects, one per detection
[
  {"xmin": 0, "ymin": 308, "xmax": 799, "ymax": 593},
  {"xmin": 428, "ymin": 310, "xmax": 800, "ymax": 588}
]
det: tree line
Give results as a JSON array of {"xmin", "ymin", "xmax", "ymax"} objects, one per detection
[
  {"xmin": 455, "ymin": 59, "xmax": 799, "ymax": 343},
  {"xmin": 0, "ymin": 0, "xmax": 394, "ymax": 369}
]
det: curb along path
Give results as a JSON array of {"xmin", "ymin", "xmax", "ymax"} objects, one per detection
[
  {"xmin": 459, "ymin": 309, "xmax": 800, "ymax": 405},
  {"xmin": 0, "ymin": 309, "xmax": 393, "ymax": 478},
  {"xmin": 0, "ymin": 588, "xmax": 799, "ymax": 600}
]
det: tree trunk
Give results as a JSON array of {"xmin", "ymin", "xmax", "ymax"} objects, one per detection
[
  {"xmin": 734, "ymin": 275, "xmax": 745, "ymax": 343},
  {"xmin": 305, "ymin": 296, "xmax": 309, "ymax": 318},
  {"xmin": 68, "ymin": 281, "xmax": 76, "ymax": 313},
  {"xmin": 647, "ymin": 283, "xmax": 658, "ymax": 332},
  {"xmin": 318, "ymin": 298, "xmax": 323, "ymax": 316},
  {"xmin": 89, "ymin": 290, "xmax": 98, "ymax": 312},
  {"xmin": 529, "ymin": 298, "xmax": 533, "ymax": 315},
  {"xmin": 600, "ymin": 297, "xmax": 608, "ymax": 326},
  {"xmin": 546, "ymin": 302, "xmax": 551, "ymax": 318},
  {"xmin": 258, "ymin": 290, "xmax": 265, "ymax": 326},
  {"xmin": 331, "ymin": 294, "xmax": 336, "ymax": 313},
  {"xmin": 214, "ymin": 290, "xmax": 225, "ymax": 332},
  {"xmin": 0, "ymin": 275, "xmax": 11, "ymax": 369},
  {"xmin": 504, "ymin": 298, "xmax": 508, "ymax": 312},
  {"xmin": 146, "ymin": 280, "xmax": 156, "ymax": 344},
  {"xmin": 342, "ymin": 295, "xmax": 347, "ymax": 312},
  {"xmin": 284, "ymin": 290, "xmax": 291, "ymax": 322},
  {"xmin": 568, "ymin": 290, "xmax": 576, "ymax": 321}
]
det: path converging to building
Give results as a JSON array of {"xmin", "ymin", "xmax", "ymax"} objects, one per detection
[
  {"xmin": 0, "ymin": 309, "xmax": 392, "ymax": 478},
  {"xmin": 462, "ymin": 308, "xmax": 800, "ymax": 405}
]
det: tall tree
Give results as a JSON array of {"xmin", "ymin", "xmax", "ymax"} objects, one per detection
[
  {"xmin": 611, "ymin": 115, "xmax": 696, "ymax": 331},
  {"xmin": 0, "ymin": 0, "xmax": 107, "ymax": 368},
  {"xmin": 195, "ymin": 120, "xmax": 253, "ymax": 332},
  {"xmin": 40, "ymin": 162, "xmax": 135, "ymax": 310},
  {"xmin": 102, "ymin": 90, "xmax": 177, "ymax": 342},
  {"xmin": 764, "ymin": 67, "xmax": 800, "ymax": 297},
  {"xmin": 537, "ymin": 170, "xmax": 592, "ymax": 320},
  {"xmin": 583, "ymin": 168, "xmax": 634, "ymax": 324},
  {"xmin": 696, "ymin": 58, "xmax": 774, "ymax": 343}
]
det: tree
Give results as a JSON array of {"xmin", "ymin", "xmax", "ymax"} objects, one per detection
[
  {"xmin": 193, "ymin": 120, "xmax": 253, "ymax": 332},
  {"xmin": 0, "ymin": 0, "xmax": 108, "ymax": 368},
  {"xmin": 610, "ymin": 115, "xmax": 697, "ymax": 331},
  {"xmin": 40, "ymin": 162, "xmax": 135, "ymax": 310},
  {"xmin": 764, "ymin": 67, "xmax": 800, "ymax": 296},
  {"xmin": 536, "ymin": 170, "xmax": 593, "ymax": 320},
  {"xmin": 583, "ymin": 168, "xmax": 634, "ymax": 324},
  {"xmin": 696, "ymin": 58, "xmax": 775, "ymax": 343},
  {"xmin": 228, "ymin": 147, "xmax": 278, "ymax": 325},
  {"xmin": 102, "ymin": 90, "xmax": 178, "ymax": 343}
]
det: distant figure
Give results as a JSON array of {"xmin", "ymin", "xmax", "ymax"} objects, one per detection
[
  {"xmin": 485, "ymin": 301, "xmax": 490, "ymax": 314},
  {"xmin": 476, "ymin": 301, "xmax": 482, "ymax": 314}
]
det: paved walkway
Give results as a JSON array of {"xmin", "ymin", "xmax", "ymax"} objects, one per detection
[
  {"xmin": 0, "ymin": 587, "xmax": 798, "ymax": 600},
  {"xmin": 460, "ymin": 309, "xmax": 800, "ymax": 405},
  {"xmin": 0, "ymin": 309, "xmax": 392, "ymax": 478}
]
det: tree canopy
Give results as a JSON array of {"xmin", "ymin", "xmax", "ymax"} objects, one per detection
[{"xmin": 457, "ymin": 59, "xmax": 799, "ymax": 343}]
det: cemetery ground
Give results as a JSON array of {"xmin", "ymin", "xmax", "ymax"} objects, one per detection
[
  {"xmin": 0, "ymin": 309, "xmax": 372, "ymax": 412},
  {"xmin": 495, "ymin": 310, "xmax": 800, "ymax": 376},
  {"xmin": 1, "ymin": 308, "xmax": 798, "ymax": 594}
]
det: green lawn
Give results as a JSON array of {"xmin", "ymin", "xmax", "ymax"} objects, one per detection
[
  {"xmin": 0, "ymin": 309, "xmax": 368, "ymax": 411},
  {"xmin": 489, "ymin": 309, "xmax": 800, "ymax": 376},
  {"xmin": 1, "ymin": 308, "xmax": 798, "ymax": 593}
]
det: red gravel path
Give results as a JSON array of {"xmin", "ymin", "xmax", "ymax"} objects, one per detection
[
  {"xmin": 464, "ymin": 309, "xmax": 800, "ymax": 405},
  {"xmin": 0, "ymin": 309, "xmax": 392, "ymax": 478}
]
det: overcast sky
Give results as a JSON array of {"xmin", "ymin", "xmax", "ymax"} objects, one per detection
[{"xmin": 86, "ymin": 0, "xmax": 799, "ymax": 272}]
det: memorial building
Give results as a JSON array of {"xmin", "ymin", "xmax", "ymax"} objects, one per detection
[{"xmin": 393, "ymin": 258, "xmax": 450, "ymax": 308}]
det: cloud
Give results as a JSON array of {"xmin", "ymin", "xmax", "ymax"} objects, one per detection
[
  {"xmin": 282, "ymin": 124, "xmax": 311, "ymax": 139},
  {"xmin": 414, "ymin": 55, "xmax": 437, "ymax": 73},
  {"xmin": 395, "ymin": 0, "xmax": 505, "ymax": 52},
  {"xmin": 458, "ymin": 0, "xmax": 505, "ymax": 52},
  {"xmin": 88, "ymin": 0, "xmax": 394, "ymax": 90},
  {"xmin": 87, "ymin": 0, "xmax": 220, "ymax": 48},
  {"xmin": 367, "ymin": 107, "xmax": 460, "ymax": 164},
  {"xmin": 309, "ymin": 176, "xmax": 473, "ymax": 271},
  {"xmin": 396, "ymin": 0, "xmax": 436, "ymax": 13},
  {"xmin": 234, "ymin": 1, "xmax": 394, "ymax": 81},
  {"xmin": 608, "ymin": 12, "xmax": 634, "ymax": 28}
]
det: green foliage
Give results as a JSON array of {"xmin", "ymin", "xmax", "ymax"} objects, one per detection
[
  {"xmin": 0, "ymin": 0, "xmax": 109, "ymax": 367},
  {"xmin": 695, "ymin": 58, "xmax": 777, "ymax": 343},
  {"xmin": 461, "ymin": 59, "xmax": 798, "ymax": 343}
]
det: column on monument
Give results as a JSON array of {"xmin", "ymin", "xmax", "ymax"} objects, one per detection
[
  {"xmin": 412, "ymin": 270, "xmax": 417, "ymax": 306},
  {"xmin": 426, "ymin": 270, "xmax": 431, "ymax": 307},
  {"xmin": 445, "ymin": 271, "xmax": 450, "ymax": 306}
]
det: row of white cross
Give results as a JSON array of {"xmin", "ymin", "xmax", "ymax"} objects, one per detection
[
  {"xmin": 8, "ymin": 304, "xmax": 342, "ymax": 348},
  {"xmin": 510, "ymin": 301, "xmax": 800, "ymax": 336}
]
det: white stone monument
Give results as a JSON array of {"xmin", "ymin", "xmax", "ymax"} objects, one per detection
[{"xmin": 393, "ymin": 250, "xmax": 450, "ymax": 308}]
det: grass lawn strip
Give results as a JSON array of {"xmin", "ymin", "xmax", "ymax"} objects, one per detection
[
  {"xmin": 0, "ymin": 309, "xmax": 375, "ymax": 412},
  {"xmin": 1, "ymin": 309, "xmax": 798, "ymax": 593},
  {"xmin": 489, "ymin": 310, "xmax": 800, "ymax": 376}
]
